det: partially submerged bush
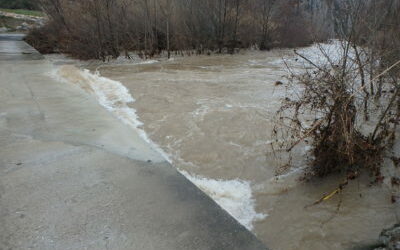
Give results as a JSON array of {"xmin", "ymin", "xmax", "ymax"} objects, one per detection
[
  {"xmin": 276, "ymin": 39, "xmax": 400, "ymax": 182},
  {"xmin": 275, "ymin": 0, "xmax": 400, "ymax": 184}
]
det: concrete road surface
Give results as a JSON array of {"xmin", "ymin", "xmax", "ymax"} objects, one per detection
[{"xmin": 0, "ymin": 34, "xmax": 267, "ymax": 250}]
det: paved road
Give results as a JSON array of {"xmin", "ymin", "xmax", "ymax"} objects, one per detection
[
  {"xmin": 0, "ymin": 34, "xmax": 267, "ymax": 250},
  {"xmin": 0, "ymin": 33, "xmax": 25, "ymax": 41}
]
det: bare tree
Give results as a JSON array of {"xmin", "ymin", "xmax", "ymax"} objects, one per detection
[
  {"xmin": 31, "ymin": 0, "xmax": 345, "ymax": 58},
  {"xmin": 258, "ymin": 0, "xmax": 276, "ymax": 50}
]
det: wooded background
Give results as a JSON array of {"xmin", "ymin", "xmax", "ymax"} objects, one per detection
[
  {"xmin": 0, "ymin": 0, "xmax": 39, "ymax": 10},
  {"xmin": 25, "ymin": 0, "xmax": 400, "ymax": 61}
]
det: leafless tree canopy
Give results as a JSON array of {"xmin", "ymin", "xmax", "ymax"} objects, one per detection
[{"xmin": 26, "ymin": 0, "xmax": 340, "ymax": 60}]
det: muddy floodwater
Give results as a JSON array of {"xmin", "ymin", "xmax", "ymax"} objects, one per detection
[{"xmin": 53, "ymin": 46, "xmax": 399, "ymax": 250}]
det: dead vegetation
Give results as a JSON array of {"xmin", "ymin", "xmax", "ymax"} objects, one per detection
[
  {"xmin": 25, "ymin": 0, "xmax": 330, "ymax": 60},
  {"xmin": 275, "ymin": 0, "xmax": 400, "ymax": 193}
]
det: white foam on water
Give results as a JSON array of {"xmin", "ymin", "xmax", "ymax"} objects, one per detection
[
  {"xmin": 269, "ymin": 40, "xmax": 353, "ymax": 72},
  {"xmin": 52, "ymin": 66, "xmax": 172, "ymax": 163},
  {"xmin": 179, "ymin": 170, "xmax": 267, "ymax": 231},
  {"xmin": 53, "ymin": 65, "xmax": 266, "ymax": 231},
  {"xmin": 109, "ymin": 58, "xmax": 159, "ymax": 66},
  {"xmin": 139, "ymin": 59, "xmax": 159, "ymax": 64}
]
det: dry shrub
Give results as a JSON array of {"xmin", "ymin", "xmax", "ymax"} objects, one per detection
[
  {"xmin": 275, "ymin": 0, "xmax": 400, "ymax": 185},
  {"xmin": 276, "ymin": 40, "xmax": 400, "ymax": 182},
  {"xmin": 282, "ymin": 63, "xmax": 382, "ymax": 178},
  {"xmin": 24, "ymin": 23, "xmax": 60, "ymax": 54}
]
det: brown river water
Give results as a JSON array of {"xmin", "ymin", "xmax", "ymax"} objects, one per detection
[{"xmin": 50, "ymin": 45, "xmax": 400, "ymax": 250}]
